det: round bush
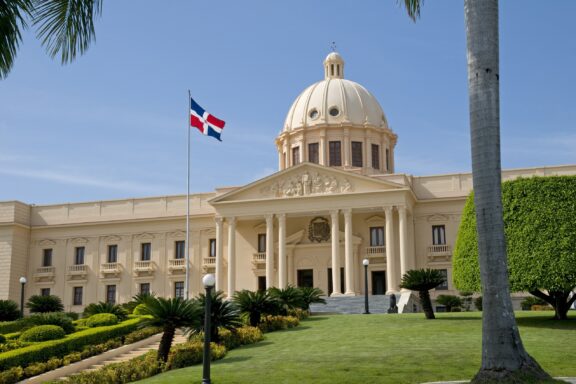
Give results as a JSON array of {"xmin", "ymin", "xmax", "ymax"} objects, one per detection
[
  {"xmin": 20, "ymin": 325, "xmax": 66, "ymax": 342},
  {"xmin": 85, "ymin": 313, "xmax": 118, "ymax": 328},
  {"xmin": 132, "ymin": 303, "xmax": 147, "ymax": 316}
]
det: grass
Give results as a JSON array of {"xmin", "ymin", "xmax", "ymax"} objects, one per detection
[{"xmin": 139, "ymin": 311, "xmax": 576, "ymax": 384}]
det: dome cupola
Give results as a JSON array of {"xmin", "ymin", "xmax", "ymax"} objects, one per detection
[{"xmin": 276, "ymin": 52, "xmax": 398, "ymax": 176}]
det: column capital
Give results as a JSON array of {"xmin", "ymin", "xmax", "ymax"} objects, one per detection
[
  {"xmin": 227, "ymin": 216, "xmax": 236, "ymax": 225},
  {"xmin": 215, "ymin": 216, "xmax": 224, "ymax": 224},
  {"xmin": 265, "ymin": 214, "xmax": 274, "ymax": 224},
  {"xmin": 276, "ymin": 213, "xmax": 286, "ymax": 221},
  {"xmin": 383, "ymin": 206, "xmax": 394, "ymax": 215},
  {"xmin": 330, "ymin": 209, "xmax": 339, "ymax": 218},
  {"xmin": 342, "ymin": 208, "xmax": 352, "ymax": 217},
  {"xmin": 397, "ymin": 205, "xmax": 407, "ymax": 215}
]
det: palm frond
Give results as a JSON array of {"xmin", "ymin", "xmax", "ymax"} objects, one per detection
[
  {"xmin": 399, "ymin": 0, "xmax": 422, "ymax": 22},
  {"xmin": 32, "ymin": 0, "xmax": 102, "ymax": 64},
  {"xmin": 400, "ymin": 268, "xmax": 444, "ymax": 291},
  {"xmin": 0, "ymin": 0, "xmax": 33, "ymax": 79},
  {"xmin": 139, "ymin": 297, "xmax": 201, "ymax": 330}
]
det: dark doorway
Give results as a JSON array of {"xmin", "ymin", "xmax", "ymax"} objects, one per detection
[
  {"xmin": 257, "ymin": 276, "xmax": 266, "ymax": 291},
  {"xmin": 371, "ymin": 271, "xmax": 386, "ymax": 295},
  {"xmin": 327, "ymin": 268, "xmax": 345, "ymax": 295},
  {"xmin": 297, "ymin": 269, "xmax": 314, "ymax": 288}
]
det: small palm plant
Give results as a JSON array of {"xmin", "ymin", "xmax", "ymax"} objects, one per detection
[
  {"xmin": 233, "ymin": 289, "xmax": 278, "ymax": 327},
  {"xmin": 83, "ymin": 301, "xmax": 127, "ymax": 320},
  {"xmin": 268, "ymin": 286, "xmax": 305, "ymax": 316},
  {"xmin": 298, "ymin": 287, "xmax": 327, "ymax": 312},
  {"xmin": 139, "ymin": 297, "xmax": 202, "ymax": 362},
  {"xmin": 399, "ymin": 269, "xmax": 445, "ymax": 319},
  {"xmin": 193, "ymin": 290, "xmax": 242, "ymax": 343},
  {"xmin": 26, "ymin": 295, "xmax": 64, "ymax": 313},
  {"xmin": 122, "ymin": 292, "xmax": 156, "ymax": 314},
  {"xmin": 0, "ymin": 299, "xmax": 20, "ymax": 321}
]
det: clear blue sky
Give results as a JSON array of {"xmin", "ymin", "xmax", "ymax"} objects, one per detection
[{"xmin": 1, "ymin": 1, "xmax": 575, "ymax": 205}]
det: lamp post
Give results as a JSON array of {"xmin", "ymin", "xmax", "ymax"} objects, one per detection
[
  {"xmin": 19, "ymin": 276, "xmax": 27, "ymax": 318},
  {"xmin": 362, "ymin": 259, "xmax": 370, "ymax": 314},
  {"xmin": 202, "ymin": 274, "xmax": 216, "ymax": 384}
]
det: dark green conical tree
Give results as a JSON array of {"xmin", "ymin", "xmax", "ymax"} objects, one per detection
[
  {"xmin": 139, "ymin": 297, "xmax": 201, "ymax": 362},
  {"xmin": 399, "ymin": 269, "xmax": 444, "ymax": 319}
]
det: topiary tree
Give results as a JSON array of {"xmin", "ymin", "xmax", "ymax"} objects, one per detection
[
  {"xmin": 399, "ymin": 269, "xmax": 445, "ymax": 319},
  {"xmin": 83, "ymin": 301, "xmax": 127, "ymax": 320},
  {"xmin": 454, "ymin": 176, "xmax": 576, "ymax": 320},
  {"xmin": 232, "ymin": 290, "xmax": 278, "ymax": 327},
  {"xmin": 436, "ymin": 295, "xmax": 463, "ymax": 312},
  {"xmin": 0, "ymin": 300, "xmax": 20, "ymax": 321},
  {"xmin": 25, "ymin": 295, "xmax": 64, "ymax": 313}
]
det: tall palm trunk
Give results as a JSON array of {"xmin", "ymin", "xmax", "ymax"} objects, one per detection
[
  {"xmin": 465, "ymin": 1, "xmax": 551, "ymax": 381},
  {"xmin": 158, "ymin": 325, "xmax": 176, "ymax": 362},
  {"xmin": 418, "ymin": 290, "xmax": 435, "ymax": 320}
]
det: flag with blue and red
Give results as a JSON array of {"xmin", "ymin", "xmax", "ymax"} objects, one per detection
[{"xmin": 190, "ymin": 97, "xmax": 226, "ymax": 141}]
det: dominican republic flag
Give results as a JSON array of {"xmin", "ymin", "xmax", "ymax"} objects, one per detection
[{"xmin": 190, "ymin": 97, "xmax": 226, "ymax": 141}]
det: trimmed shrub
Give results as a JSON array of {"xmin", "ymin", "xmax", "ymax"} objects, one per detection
[
  {"xmin": 521, "ymin": 296, "xmax": 548, "ymax": 311},
  {"xmin": 20, "ymin": 325, "xmax": 65, "ymax": 342},
  {"xmin": 64, "ymin": 312, "xmax": 80, "ymax": 321},
  {"xmin": 4, "ymin": 333, "xmax": 20, "ymax": 341},
  {"xmin": 235, "ymin": 326, "xmax": 263, "ymax": 345},
  {"xmin": 217, "ymin": 328, "xmax": 240, "ymax": 350},
  {"xmin": 0, "ymin": 321, "xmax": 22, "ymax": 335},
  {"xmin": 166, "ymin": 341, "xmax": 226, "ymax": 370},
  {"xmin": 288, "ymin": 308, "xmax": 310, "ymax": 320},
  {"xmin": 85, "ymin": 313, "xmax": 118, "ymax": 328},
  {"xmin": 474, "ymin": 296, "xmax": 483, "ymax": 311},
  {"xmin": 0, "ymin": 317, "xmax": 141, "ymax": 370},
  {"xmin": 29, "ymin": 312, "xmax": 75, "ymax": 334},
  {"xmin": 0, "ymin": 335, "xmax": 5, "ymax": 344},
  {"xmin": 26, "ymin": 295, "xmax": 64, "ymax": 313},
  {"xmin": 132, "ymin": 303, "xmax": 148, "ymax": 316},
  {"xmin": 436, "ymin": 295, "xmax": 463, "ymax": 312},
  {"xmin": 259, "ymin": 315, "xmax": 299, "ymax": 332},
  {"xmin": 83, "ymin": 302, "xmax": 128, "ymax": 321},
  {"xmin": 0, "ymin": 366, "xmax": 23, "ymax": 384},
  {"xmin": 124, "ymin": 326, "xmax": 162, "ymax": 344},
  {"xmin": 0, "ymin": 300, "xmax": 20, "ymax": 322},
  {"xmin": 62, "ymin": 351, "xmax": 82, "ymax": 365}
]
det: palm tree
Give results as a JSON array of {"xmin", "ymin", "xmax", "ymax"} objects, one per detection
[
  {"xmin": 139, "ymin": 296, "xmax": 202, "ymax": 362},
  {"xmin": 25, "ymin": 295, "xmax": 64, "ymax": 313},
  {"xmin": 399, "ymin": 269, "xmax": 444, "ymax": 319},
  {"xmin": 122, "ymin": 292, "xmax": 156, "ymax": 314},
  {"xmin": 233, "ymin": 290, "xmax": 278, "ymax": 327},
  {"xmin": 193, "ymin": 290, "xmax": 242, "ymax": 343},
  {"xmin": 0, "ymin": 0, "xmax": 102, "ymax": 79},
  {"xmin": 401, "ymin": 0, "xmax": 552, "ymax": 381},
  {"xmin": 268, "ymin": 286, "xmax": 305, "ymax": 316},
  {"xmin": 298, "ymin": 287, "xmax": 326, "ymax": 312},
  {"xmin": 83, "ymin": 301, "xmax": 127, "ymax": 321}
]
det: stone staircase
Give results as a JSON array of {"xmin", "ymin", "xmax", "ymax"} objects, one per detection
[{"xmin": 310, "ymin": 295, "xmax": 399, "ymax": 314}]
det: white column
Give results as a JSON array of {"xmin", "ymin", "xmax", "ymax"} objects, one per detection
[
  {"xmin": 330, "ymin": 210, "xmax": 342, "ymax": 296},
  {"xmin": 343, "ymin": 128, "xmax": 350, "ymax": 167},
  {"xmin": 278, "ymin": 214, "xmax": 287, "ymax": 288},
  {"xmin": 398, "ymin": 206, "xmax": 409, "ymax": 283},
  {"xmin": 320, "ymin": 129, "xmax": 327, "ymax": 166},
  {"xmin": 343, "ymin": 208, "xmax": 355, "ymax": 295},
  {"xmin": 215, "ymin": 217, "xmax": 224, "ymax": 292},
  {"xmin": 385, "ymin": 207, "xmax": 398, "ymax": 293},
  {"xmin": 265, "ymin": 214, "xmax": 274, "ymax": 289},
  {"xmin": 227, "ymin": 217, "xmax": 236, "ymax": 298}
]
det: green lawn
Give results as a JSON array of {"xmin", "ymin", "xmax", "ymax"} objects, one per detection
[{"xmin": 140, "ymin": 311, "xmax": 576, "ymax": 384}]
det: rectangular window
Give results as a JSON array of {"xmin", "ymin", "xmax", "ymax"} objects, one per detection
[
  {"xmin": 74, "ymin": 247, "xmax": 85, "ymax": 265},
  {"xmin": 329, "ymin": 141, "xmax": 342, "ymax": 166},
  {"xmin": 73, "ymin": 287, "xmax": 83, "ymax": 306},
  {"xmin": 386, "ymin": 148, "xmax": 390, "ymax": 171},
  {"xmin": 292, "ymin": 146, "xmax": 300, "ymax": 166},
  {"xmin": 351, "ymin": 141, "xmax": 363, "ymax": 167},
  {"xmin": 107, "ymin": 245, "xmax": 118, "ymax": 263},
  {"xmin": 432, "ymin": 225, "xmax": 446, "ymax": 245},
  {"xmin": 174, "ymin": 281, "xmax": 185, "ymax": 299},
  {"xmin": 41, "ymin": 288, "xmax": 51, "ymax": 296},
  {"xmin": 140, "ymin": 283, "xmax": 151, "ymax": 295},
  {"xmin": 106, "ymin": 285, "xmax": 116, "ymax": 304},
  {"xmin": 436, "ymin": 269, "xmax": 448, "ymax": 290},
  {"xmin": 141, "ymin": 243, "xmax": 151, "ymax": 261},
  {"xmin": 42, "ymin": 249, "xmax": 53, "ymax": 267},
  {"xmin": 308, "ymin": 143, "xmax": 319, "ymax": 164},
  {"xmin": 209, "ymin": 239, "xmax": 216, "ymax": 257},
  {"xmin": 371, "ymin": 144, "xmax": 380, "ymax": 170},
  {"xmin": 175, "ymin": 240, "xmax": 185, "ymax": 259},
  {"xmin": 257, "ymin": 234, "xmax": 266, "ymax": 253},
  {"xmin": 369, "ymin": 227, "xmax": 385, "ymax": 247}
]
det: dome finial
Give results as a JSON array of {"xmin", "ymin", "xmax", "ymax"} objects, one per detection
[{"xmin": 324, "ymin": 50, "xmax": 344, "ymax": 79}]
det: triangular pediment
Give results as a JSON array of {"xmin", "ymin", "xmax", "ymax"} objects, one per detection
[{"xmin": 210, "ymin": 163, "xmax": 404, "ymax": 203}]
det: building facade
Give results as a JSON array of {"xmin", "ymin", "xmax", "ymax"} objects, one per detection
[{"xmin": 1, "ymin": 52, "xmax": 575, "ymax": 312}]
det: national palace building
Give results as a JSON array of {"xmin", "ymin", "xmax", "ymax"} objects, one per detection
[{"xmin": 2, "ymin": 52, "xmax": 575, "ymax": 313}]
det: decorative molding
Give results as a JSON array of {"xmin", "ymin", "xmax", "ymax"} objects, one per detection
[
  {"xmin": 260, "ymin": 170, "xmax": 353, "ymax": 198},
  {"xmin": 103, "ymin": 235, "xmax": 122, "ymax": 243},
  {"xmin": 365, "ymin": 215, "xmax": 385, "ymax": 224},
  {"xmin": 135, "ymin": 233, "xmax": 155, "ymax": 240},
  {"xmin": 167, "ymin": 230, "xmax": 186, "ymax": 238},
  {"xmin": 427, "ymin": 214, "xmax": 449, "ymax": 222},
  {"xmin": 71, "ymin": 237, "xmax": 89, "ymax": 244},
  {"xmin": 38, "ymin": 239, "xmax": 56, "ymax": 246},
  {"xmin": 253, "ymin": 222, "xmax": 267, "ymax": 231},
  {"xmin": 308, "ymin": 217, "xmax": 330, "ymax": 243}
]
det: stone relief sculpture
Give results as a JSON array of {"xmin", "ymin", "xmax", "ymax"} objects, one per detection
[{"xmin": 261, "ymin": 171, "xmax": 354, "ymax": 198}]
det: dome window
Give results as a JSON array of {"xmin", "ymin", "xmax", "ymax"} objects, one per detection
[
  {"xmin": 329, "ymin": 107, "xmax": 340, "ymax": 117},
  {"xmin": 309, "ymin": 109, "xmax": 319, "ymax": 120}
]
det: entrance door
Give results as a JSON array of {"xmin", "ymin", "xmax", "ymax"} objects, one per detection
[
  {"xmin": 327, "ymin": 268, "xmax": 345, "ymax": 295},
  {"xmin": 297, "ymin": 269, "xmax": 314, "ymax": 288},
  {"xmin": 371, "ymin": 271, "xmax": 386, "ymax": 295},
  {"xmin": 257, "ymin": 276, "xmax": 266, "ymax": 292}
]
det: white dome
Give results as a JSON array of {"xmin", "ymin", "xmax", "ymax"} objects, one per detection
[{"xmin": 283, "ymin": 52, "xmax": 389, "ymax": 132}]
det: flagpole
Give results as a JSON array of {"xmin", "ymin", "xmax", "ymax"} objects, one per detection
[{"xmin": 185, "ymin": 90, "xmax": 191, "ymax": 300}]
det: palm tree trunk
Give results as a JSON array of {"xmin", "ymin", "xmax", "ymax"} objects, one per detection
[
  {"xmin": 158, "ymin": 325, "xmax": 176, "ymax": 363},
  {"xmin": 418, "ymin": 290, "xmax": 435, "ymax": 319},
  {"xmin": 465, "ymin": 1, "xmax": 551, "ymax": 381}
]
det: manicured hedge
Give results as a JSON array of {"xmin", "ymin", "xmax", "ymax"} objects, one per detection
[
  {"xmin": 85, "ymin": 313, "xmax": 118, "ymax": 328},
  {"xmin": 167, "ymin": 341, "xmax": 226, "ymax": 370},
  {"xmin": 20, "ymin": 325, "xmax": 65, "ymax": 342},
  {"xmin": 0, "ymin": 321, "xmax": 24, "ymax": 335},
  {"xmin": 0, "ymin": 317, "xmax": 141, "ymax": 370}
]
